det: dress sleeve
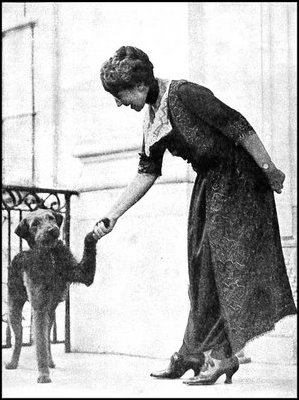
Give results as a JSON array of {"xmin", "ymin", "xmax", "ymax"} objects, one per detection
[
  {"xmin": 177, "ymin": 82, "xmax": 256, "ymax": 144},
  {"xmin": 137, "ymin": 136, "xmax": 165, "ymax": 176}
]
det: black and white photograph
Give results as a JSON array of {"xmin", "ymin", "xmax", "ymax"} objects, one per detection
[{"xmin": 2, "ymin": 2, "xmax": 297, "ymax": 398}]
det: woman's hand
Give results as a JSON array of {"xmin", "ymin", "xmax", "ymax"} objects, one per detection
[
  {"xmin": 92, "ymin": 217, "xmax": 117, "ymax": 240},
  {"xmin": 264, "ymin": 166, "xmax": 285, "ymax": 194}
]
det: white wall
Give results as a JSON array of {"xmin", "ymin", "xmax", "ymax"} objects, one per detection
[{"xmin": 2, "ymin": 3, "xmax": 60, "ymax": 187}]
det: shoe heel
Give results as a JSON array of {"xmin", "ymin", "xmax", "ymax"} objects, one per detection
[
  {"xmin": 192, "ymin": 364, "xmax": 202, "ymax": 376},
  {"xmin": 224, "ymin": 374, "xmax": 233, "ymax": 384},
  {"xmin": 224, "ymin": 364, "xmax": 239, "ymax": 384},
  {"xmin": 191, "ymin": 353, "xmax": 205, "ymax": 376}
]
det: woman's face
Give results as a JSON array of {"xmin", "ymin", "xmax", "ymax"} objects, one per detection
[{"xmin": 114, "ymin": 84, "xmax": 149, "ymax": 112}]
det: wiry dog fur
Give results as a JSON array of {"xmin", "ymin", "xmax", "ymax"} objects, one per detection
[{"xmin": 5, "ymin": 209, "xmax": 98, "ymax": 383}]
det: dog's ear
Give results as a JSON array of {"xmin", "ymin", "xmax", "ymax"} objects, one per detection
[
  {"xmin": 53, "ymin": 212, "xmax": 63, "ymax": 227},
  {"xmin": 15, "ymin": 218, "xmax": 31, "ymax": 240}
]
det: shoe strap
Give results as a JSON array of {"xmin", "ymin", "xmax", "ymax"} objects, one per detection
[{"xmin": 170, "ymin": 352, "xmax": 183, "ymax": 364}]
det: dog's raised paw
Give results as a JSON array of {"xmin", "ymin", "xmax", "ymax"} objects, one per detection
[
  {"xmin": 85, "ymin": 231, "xmax": 98, "ymax": 245},
  {"xmin": 5, "ymin": 361, "xmax": 18, "ymax": 369},
  {"xmin": 37, "ymin": 374, "xmax": 52, "ymax": 383}
]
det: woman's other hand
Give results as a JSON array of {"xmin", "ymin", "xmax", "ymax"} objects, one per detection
[
  {"xmin": 264, "ymin": 167, "xmax": 285, "ymax": 194},
  {"xmin": 93, "ymin": 217, "xmax": 117, "ymax": 240}
]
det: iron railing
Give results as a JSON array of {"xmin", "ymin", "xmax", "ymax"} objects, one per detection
[{"xmin": 2, "ymin": 185, "xmax": 79, "ymax": 352}]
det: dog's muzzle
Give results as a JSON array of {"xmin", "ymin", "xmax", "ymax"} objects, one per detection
[{"xmin": 37, "ymin": 226, "xmax": 60, "ymax": 248}]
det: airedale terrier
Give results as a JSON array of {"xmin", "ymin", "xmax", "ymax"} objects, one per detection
[{"xmin": 5, "ymin": 209, "xmax": 99, "ymax": 383}]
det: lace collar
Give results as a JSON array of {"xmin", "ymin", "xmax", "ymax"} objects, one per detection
[{"xmin": 143, "ymin": 78, "xmax": 172, "ymax": 156}]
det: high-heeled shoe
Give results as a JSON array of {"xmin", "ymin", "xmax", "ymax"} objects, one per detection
[
  {"xmin": 183, "ymin": 355, "xmax": 239, "ymax": 385},
  {"xmin": 150, "ymin": 352, "xmax": 205, "ymax": 379}
]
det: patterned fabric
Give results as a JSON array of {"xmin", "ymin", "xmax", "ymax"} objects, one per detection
[
  {"xmin": 138, "ymin": 79, "xmax": 297, "ymax": 356},
  {"xmin": 142, "ymin": 78, "xmax": 172, "ymax": 156}
]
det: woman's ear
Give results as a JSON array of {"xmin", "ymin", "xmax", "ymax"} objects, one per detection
[{"xmin": 137, "ymin": 82, "xmax": 148, "ymax": 93}]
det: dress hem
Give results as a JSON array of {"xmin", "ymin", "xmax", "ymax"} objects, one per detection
[{"xmin": 231, "ymin": 306, "xmax": 297, "ymax": 355}]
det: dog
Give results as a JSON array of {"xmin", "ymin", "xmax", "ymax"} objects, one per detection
[{"xmin": 5, "ymin": 208, "xmax": 99, "ymax": 383}]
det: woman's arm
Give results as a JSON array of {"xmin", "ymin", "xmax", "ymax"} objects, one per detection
[
  {"xmin": 93, "ymin": 172, "xmax": 158, "ymax": 239},
  {"xmin": 239, "ymin": 133, "xmax": 285, "ymax": 193}
]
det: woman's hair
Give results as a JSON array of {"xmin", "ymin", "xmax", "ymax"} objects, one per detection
[{"xmin": 100, "ymin": 46, "xmax": 155, "ymax": 96}]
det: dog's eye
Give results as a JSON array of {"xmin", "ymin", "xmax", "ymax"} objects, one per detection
[
  {"xmin": 48, "ymin": 215, "xmax": 55, "ymax": 221},
  {"xmin": 31, "ymin": 220, "xmax": 40, "ymax": 227}
]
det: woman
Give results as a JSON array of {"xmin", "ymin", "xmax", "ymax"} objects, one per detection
[{"xmin": 93, "ymin": 46, "xmax": 297, "ymax": 385}]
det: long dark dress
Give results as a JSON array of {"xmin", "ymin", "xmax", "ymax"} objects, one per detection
[{"xmin": 138, "ymin": 80, "xmax": 297, "ymax": 358}]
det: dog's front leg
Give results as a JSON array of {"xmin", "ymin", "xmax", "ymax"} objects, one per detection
[
  {"xmin": 71, "ymin": 232, "xmax": 97, "ymax": 286},
  {"xmin": 24, "ymin": 275, "xmax": 52, "ymax": 383},
  {"xmin": 47, "ymin": 309, "xmax": 57, "ymax": 369},
  {"xmin": 33, "ymin": 309, "xmax": 51, "ymax": 383}
]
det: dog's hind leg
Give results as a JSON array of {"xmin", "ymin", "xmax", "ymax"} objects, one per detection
[
  {"xmin": 33, "ymin": 309, "xmax": 52, "ymax": 383},
  {"xmin": 5, "ymin": 299, "xmax": 25, "ymax": 369}
]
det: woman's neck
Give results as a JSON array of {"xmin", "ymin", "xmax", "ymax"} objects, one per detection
[{"xmin": 146, "ymin": 78, "xmax": 159, "ymax": 105}]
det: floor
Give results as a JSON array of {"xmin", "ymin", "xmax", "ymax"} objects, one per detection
[{"xmin": 2, "ymin": 344, "xmax": 297, "ymax": 398}]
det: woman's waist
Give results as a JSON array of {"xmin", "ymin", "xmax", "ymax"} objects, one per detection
[
  {"xmin": 191, "ymin": 156, "xmax": 225, "ymax": 174},
  {"xmin": 166, "ymin": 136, "xmax": 230, "ymax": 170},
  {"xmin": 173, "ymin": 149, "xmax": 231, "ymax": 173}
]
